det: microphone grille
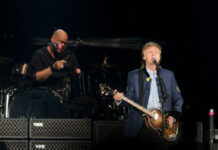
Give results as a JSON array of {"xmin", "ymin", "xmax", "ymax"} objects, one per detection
[{"xmin": 152, "ymin": 58, "xmax": 157, "ymax": 63}]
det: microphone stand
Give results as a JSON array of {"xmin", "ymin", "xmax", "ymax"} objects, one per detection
[{"xmin": 155, "ymin": 64, "xmax": 168, "ymax": 138}]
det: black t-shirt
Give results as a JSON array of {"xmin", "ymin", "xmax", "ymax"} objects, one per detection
[{"xmin": 31, "ymin": 47, "xmax": 80, "ymax": 90}]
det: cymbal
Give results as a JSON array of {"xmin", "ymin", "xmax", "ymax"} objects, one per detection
[{"xmin": 0, "ymin": 57, "xmax": 14, "ymax": 64}]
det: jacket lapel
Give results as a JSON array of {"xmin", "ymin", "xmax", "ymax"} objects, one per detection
[{"xmin": 142, "ymin": 68, "xmax": 151, "ymax": 108}]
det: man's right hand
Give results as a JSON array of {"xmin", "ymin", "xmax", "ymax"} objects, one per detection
[{"xmin": 53, "ymin": 60, "xmax": 67, "ymax": 70}]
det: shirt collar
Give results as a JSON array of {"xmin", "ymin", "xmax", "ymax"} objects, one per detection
[{"xmin": 146, "ymin": 67, "xmax": 157, "ymax": 78}]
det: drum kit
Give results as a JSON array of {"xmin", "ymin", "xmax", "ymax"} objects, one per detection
[
  {"xmin": 0, "ymin": 56, "xmax": 128, "ymax": 120},
  {"xmin": 0, "ymin": 57, "xmax": 70, "ymax": 118}
]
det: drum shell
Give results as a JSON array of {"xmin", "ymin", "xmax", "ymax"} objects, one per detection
[{"xmin": 9, "ymin": 88, "xmax": 69, "ymax": 118}]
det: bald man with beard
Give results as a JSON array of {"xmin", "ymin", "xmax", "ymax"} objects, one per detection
[
  {"xmin": 31, "ymin": 29, "xmax": 81, "ymax": 94},
  {"xmin": 8, "ymin": 29, "xmax": 82, "ymax": 118}
]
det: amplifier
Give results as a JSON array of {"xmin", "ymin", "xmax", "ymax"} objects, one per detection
[
  {"xmin": 93, "ymin": 121, "xmax": 125, "ymax": 150},
  {"xmin": 0, "ymin": 140, "xmax": 28, "ymax": 150},
  {"xmin": 29, "ymin": 119, "xmax": 92, "ymax": 139},
  {"xmin": 30, "ymin": 140, "xmax": 91, "ymax": 150},
  {"xmin": 0, "ymin": 118, "xmax": 28, "ymax": 138}
]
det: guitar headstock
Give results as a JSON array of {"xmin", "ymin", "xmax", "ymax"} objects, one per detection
[{"xmin": 99, "ymin": 83, "xmax": 114, "ymax": 96}]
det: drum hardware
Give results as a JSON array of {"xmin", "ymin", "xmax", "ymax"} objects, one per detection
[
  {"xmin": 51, "ymin": 87, "xmax": 71, "ymax": 104},
  {"xmin": 96, "ymin": 84, "xmax": 129, "ymax": 121},
  {"xmin": 51, "ymin": 88, "xmax": 65, "ymax": 103},
  {"xmin": 5, "ymin": 91, "xmax": 10, "ymax": 118},
  {"xmin": 71, "ymin": 72, "xmax": 93, "ymax": 98},
  {"xmin": 11, "ymin": 62, "xmax": 34, "ymax": 89},
  {"xmin": 0, "ymin": 89, "xmax": 4, "ymax": 118},
  {"xmin": 0, "ymin": 87, "xmax": 18, "ymax": 118},
  {"xmin": 12, "ymin": 63, "xmax": 33, "ymax": 77},
  {"xmin": 62, "ymin": 76, "xmax": 71, "ymax": 102},
  {"xmin": 39, "ymin": 87, "xmax": 64, "ymax": 103},
  {"xmin": 78, "ymin": 73, "xmax": 86, "ymax": 97}
]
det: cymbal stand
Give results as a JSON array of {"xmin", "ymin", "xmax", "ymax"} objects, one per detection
[
  {"xmin": 3, "ymin": 87, "xmax": 15, "ymax": 118},
  {"xmin": 4, "ymin": 89, "xmax": 10, "ymax": 118},
  {"xmin": 0, "ymin": 89, "xmax": 4, "ymax": 118}
]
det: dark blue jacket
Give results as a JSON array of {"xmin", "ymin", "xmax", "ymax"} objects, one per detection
[{"xmin": 121, "ymin": 68, "xmax": 184, "ymax": 138}]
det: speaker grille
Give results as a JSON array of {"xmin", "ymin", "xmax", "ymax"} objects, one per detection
[
  {"xmin": 93, "ymin": 121, "xmax": 125, "ymax": 149},
  {"xmin": 0, "ymin": 140, "xmax": 28, "ymax": 150},
  {"xmin": 30, "ymin": 119, "xmax": 91, "ymax": 139},
  {"xmin": 30, "ymin": 140, "xmax": 91, "ymax": 150},
  {"xmin": 0, "ymin": 119, "xmax": 28, "ymax": 138}
]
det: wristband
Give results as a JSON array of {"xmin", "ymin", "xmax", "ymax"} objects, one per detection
[{"xmin": 50, "ymin": 64, "xmax": 56, "ymax": 72}]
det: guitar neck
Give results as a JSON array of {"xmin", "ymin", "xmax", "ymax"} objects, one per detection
[
  {"xmin": 121, "ymin": 96, "xmax": 155, "ymax": 119},
  {"xmin": 100, "ymin": 84, "xmax": 155, "ymax": 119}
]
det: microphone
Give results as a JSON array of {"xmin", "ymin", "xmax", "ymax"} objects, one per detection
[
  {"xmin": 54, "ymin": 43, "xmax": 62, "ymax": 49},
  {"xmin": 152, "ymin": 58, "xmax": 160, "ymax": 71},
  {"xmin": 152, "ymin": 58, "xmax": 158, "ymax": 65}
]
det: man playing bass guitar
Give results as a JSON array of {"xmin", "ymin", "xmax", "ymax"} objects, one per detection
[{"xmin": 113, "ymin": 41, "xmax": 184, "ymax": 150}]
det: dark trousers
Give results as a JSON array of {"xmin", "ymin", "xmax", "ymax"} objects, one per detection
[
  {"xmin": 121, "ymin": 122, "xmax": 170, "ymax": 150},
  {"xmin": 94, "ymin": 121, "xmax": 181, "ymax": 150}
]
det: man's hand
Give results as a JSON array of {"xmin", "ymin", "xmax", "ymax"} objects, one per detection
[
  {"xmin": 53, "ymin": 60, "xmax": 67, "ymax": 70},
  {"xmin": 166, "ymin": 116, "xmax": 175, "ymax": 128},
  {"xmin": 75, "ymin": 68, "xmax": 81, "ymax": 74}
]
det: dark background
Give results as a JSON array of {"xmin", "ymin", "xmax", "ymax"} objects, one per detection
[{"xmin": 0, "ymin": 0, "xmax": 218, "ymax": 131}]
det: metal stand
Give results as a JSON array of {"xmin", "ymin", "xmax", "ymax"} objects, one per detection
[
  {"xmin": 0, "ymin": 89, "xmax": 4, "ymax": 118},
  {"xmin": 209, "ymin": 109, "xmax": 215, "ymax": 150},
  {"xmin": 5, "ymin": 91, "xmax": 10, "ymax": 118},
  {"xmin": 156, "ymin": 65, "xmax": 168, "ymax": 137},
  {"xmin": 0, "ymin": 87, "xmax": 16, "ymax": 118}
]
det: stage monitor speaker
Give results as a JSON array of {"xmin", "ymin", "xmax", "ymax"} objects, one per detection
[
  {"xmin": 170, "ymin": 121, "xmax": 203, "ymax": 150},
  {"xmin": 93, "ymin": 121, "xmax": 125, "ymax": 150},
  {"xmin": 196, "ymin": 122, "xmax": 203, "ymax": 150},
  {"xmin": 29, "ymin": 118, "xmax": 91, "ymax": 139},
  {"xmin": 0, "ymin": 118, "xmax": 28, "ymax": 139},
  {"xmin": 0, "ymin": 140, "xmax": 28, "ymax": 150},
  {"xmin": 29, "ymin": 140, "xmax": 91, "ymax": 150},
  {"xmin": 213, "ymin": 129, "xmax": 218, "ymax": 150}
]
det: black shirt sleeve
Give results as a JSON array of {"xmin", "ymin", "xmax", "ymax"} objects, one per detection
[
  {"xmin": 58, "ymin": 50, "xmax": 80, "ymax": 73},
  {"xmin": 31, "ymin": 50, "xmax": 47, "ymax": 72}
]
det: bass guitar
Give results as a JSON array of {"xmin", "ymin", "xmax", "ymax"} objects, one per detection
[{"xmin": 99, "ymin": 83, "xmax": 179, "ymax": 142}]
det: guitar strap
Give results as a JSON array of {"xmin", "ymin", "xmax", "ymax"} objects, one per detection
[
  {"xmin": 138, "ymin": 68, "xmax": 144, "ymax": 106},
  {"xmin": 138, "ymin": 67, "xmax": 150, "ymax": 106}
]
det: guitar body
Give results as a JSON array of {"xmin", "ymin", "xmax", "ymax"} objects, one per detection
[{"xmin": 143, "ymin": 108, "xmax": 179, "ymax": 141}]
